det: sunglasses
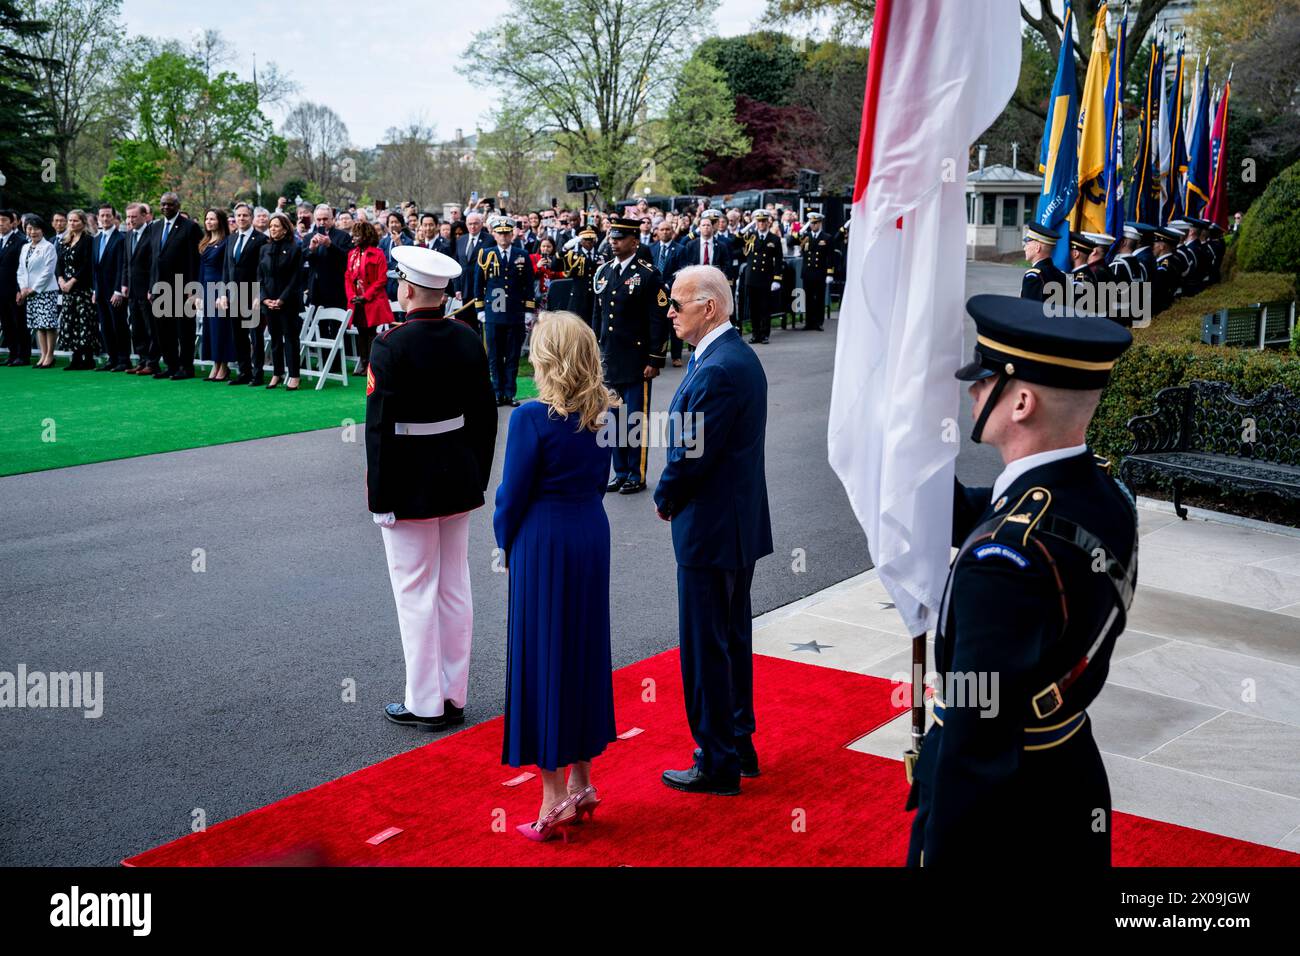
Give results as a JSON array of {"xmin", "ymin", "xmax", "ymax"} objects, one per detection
[{"xmin": 669, "ymin": 296, "xmax": 708, "ymax": 312}]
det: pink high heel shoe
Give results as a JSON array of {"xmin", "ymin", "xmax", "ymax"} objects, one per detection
[
  {"xmin": 515, "ymin": 788, "xmax": 588, "ymax": 843},
  {"xmin": 571, "ymin": 785, "xmax": 600, "ymax": 823}
]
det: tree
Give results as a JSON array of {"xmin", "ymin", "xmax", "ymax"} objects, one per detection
[
  {"xmin": 282, "ymin": 101, "xmax": 351, "ymax": 199},
  {"xmin": 760, "ymin": 0, "xmax": 874, "ymax": 42},
  {"xmin": 99, "ymin": 139, "xmax": 167, "ymax": 212},
  {"xmin": 698, "ymin": 95, "xmax": 824, "ymax": 193},
  {"xmin": 372, "ymin": 122, "xmax": 436, "ymax": 207},
  {"xmin": 658, "ymin": 58, "xmax": 750, "ymax": 192},
  {"xmin": 789, "ymin": 40, "xmax": 868, "ymax": 190},
  {"xmin": 13, "ymin": 0, "xmax": 127, "ymax": 193},
  {"xmin": 464, "ymin": 0, "xmax": 722, "ymax": 206},
  {"xmin": 127, "ymin": 45, "xmax": 279, "ymax": 208},
  {"xmin": 478, "ymin": 106, "xmax": 547, "ymax": 210},
  {"xmin": 695, "ymin": 32, "xmax": 806, "ymax": 106},
  {"xmin": 0, "ymin": 0, "xmax": 63, "ymax": 211}
]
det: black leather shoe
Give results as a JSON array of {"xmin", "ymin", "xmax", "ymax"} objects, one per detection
[
  {"xmin": 94, "ymin": 362, "xmax": 114, "ymax": 371},
  {"xmin": 444, "ymin": 701, "xmax": 465, "ymax": 726},
  {"xmin": 606, "ymin": 476, "xmax": 626, "ymax": 493},
  {"xmin": 384, "ymin": 703, "xmax": 448, "ymax": 731},
  {"xmin": 495, "ymin": 397, "xmax": 507, "ymax": 407},
  {"xmin": 508, "ymin": 398, "xmax": 520, "ymax": 407},
  {"xmin": 230, "ymin": 374, "xmax": 251, "ymax": 386},
  {"xmin": 152, "ymin": 368, "xmax": 171, "ymax": 379},
  {"xmin": 171, "ymin": 368, "xmax": 194, "ymax": 380},
  {"xmin": 247, "ymin": 375, "xmax": 264, "ymax": 386},
  {"xmin": 694, "ymin": 746, "xmax": 760, "ymax": 778},
  {"xmin": 662, "ymin": 765, "xmax": 740, "ymax": 796},
  {"xmin": 619, "ymin": 479, "xmax": 646, "ymax": 495},
  {"xmin": 749, "ymin": 337, "xmax": 760, "ymax": 344}
]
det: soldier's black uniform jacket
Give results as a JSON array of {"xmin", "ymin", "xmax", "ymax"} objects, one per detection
[
  {"xmin": 1152, "ymin": 252, "xmax": 1185, "ymax": 314},
  {"xmin": 1020, "ymin": 256, "xmax": 1066, "ymax": 301},
  {"xmin": 365, "ymin": 308, "xmax": 498, "ymax": 519},
  {"xmin": 906, "ymin": 449, "xmax": 1138, "ymax": 868},
  {"xmin": 1107, "ymin": 252, "xmax": 1144, "ymax": 284},
  {"xmin": 592, "ymin": 255, "xmax": 670, "ymax": 385},
  {"xmin": 800, "ymin": 228, "xmax": 839, "ymax": 281},
  {"xmin": 1207, "ymin": 236, "xmax": 1225, "ymax": 284},
  {"xmin": 563, "ymin": 246, "xmax": 601, "ymax": 324},
  {"xmin": 742, "ymin": 229, "xmax": 785, "ymax": 289}
]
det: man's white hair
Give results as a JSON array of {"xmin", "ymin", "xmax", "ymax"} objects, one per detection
[{"xmin": 675, "ymin": 265, "xmax": 733, "ymax": 320}]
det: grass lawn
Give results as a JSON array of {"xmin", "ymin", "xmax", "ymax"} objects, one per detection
[{"xmin": 0, "ymin": 361, "xmax": 536, "ymax": 477}]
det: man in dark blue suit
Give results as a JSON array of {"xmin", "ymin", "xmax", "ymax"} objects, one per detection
[
  {"xmin": 648, "ymin": 221, "xmax": 684, "ymax": 366},
  {"xmin": 0, "ymin": 209, "xmax": 29, "ymax": 365},
  {"xmin": 91, "ymin": 203, "xmax": 132, "ymax": 371},
  {"xmin": 655, "ymin": 264, "xmax": 773, "ymax": 795}
]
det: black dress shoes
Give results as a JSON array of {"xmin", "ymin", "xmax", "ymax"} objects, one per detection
[
  {"xmin": 247, "ymin": 374, "xmax": 264, "ymax": 386},
  {"xmin": 152, "ymin": 368, "xmax": 171, "ymax": 379},
  {"xmin": 171, "ymin": 368, "xmax": 194, "ymax": 380},
  {"xmin": 230, "ymin": 374, "xmax": 251, "ymax": 386},
  {"xmin": 662, "ymin": 764, "xmax": 741, "ymax": 796},
  {"xmin": 444, "ymin": 701, "xmax": 465, "ymax": 726},
  {"xmin": 606, "ymin": 476, "xmax": 626, "ymax": 493},
  {"xmin": 94, "ymin": 362, "xmax": 114, "ymax": 371},
  {"xmin": 619, "ymin": 479, "xmax": 646, "ymax": 495},
  {"xmin": 383, "ymin": 703, "xmax": 448, "ymax": 731}
]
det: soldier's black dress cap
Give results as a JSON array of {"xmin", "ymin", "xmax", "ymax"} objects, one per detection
[
  {"xmin": 956, "ymin": 293, "xmax": 1133, "ymax": 391},
  {"xmin": 606, "ymin": 216, "xmax": 642, "ymax": 239}
]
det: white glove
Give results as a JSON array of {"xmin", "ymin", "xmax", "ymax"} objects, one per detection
[
  {"xmin": 372, "ymin": 512, "xmax": 396, "ymax": 528},
  {"xmin": 770, "ymin": 281, "xmax": 781, "ymax": 292},
  {"xmin": 525, "ymin": 313, "xmax": 536, "ymax": 330}
]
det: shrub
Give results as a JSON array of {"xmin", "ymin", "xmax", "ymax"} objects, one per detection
[
  {"xmin": 1088, "ymin": 271, "xmax": 1300, "ymax": 463},
  {"xmin": 1235, "ymin": 158, "xmax": 1300, "ymax": 274}
]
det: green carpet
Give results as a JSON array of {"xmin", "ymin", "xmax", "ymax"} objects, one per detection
[{"xmin": 0, "ymin": 361, "xmax": 536, "ymax": 476}]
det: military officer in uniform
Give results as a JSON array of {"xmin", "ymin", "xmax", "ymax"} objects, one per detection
[
  {"xmin": 742, "ymin": 209, "xmax": 784, "ymax": 344},
  {"xmin": 593, "ymin": 215, "xmax": 671, "ymax": 495},
  {"xmin": 368, "ymin": 246, "xmax": 499, "ymax": 731},
  {"xmin": 563, "ymin": 225, "xmax": 601, "ymax": 331},
  {"xmin": 1082, "ymin": 232, "xmax": 1114, "ymax": 284},
  {"xmin": 1020, "ymin": 224, "xmax": 1066, "ymax": 302},
  {"xmin": 1205, "ymin": 221, "xmax": 1226, "ymax": 285},
  {"xmin": 1107, "ymin": 224, "xmax": 1147, "ymax": 284},
  {"xmin": 799, "ymin": 211, "xmax": 837, "ymax": 331},
  {"xmin": 906, "ymin": 294, "xmax": 1136, "ymax": 868},
  {"xmin": 467, "ymin": 218, "xmax": 536, "ymax": 406},
  {"xmin": 1066, "ymin": 232, "xmax": 1098, "ymax": 296},
  {"xmin": 1151, "ymin": 225, "xmax": 1186, "ymax": 315}
]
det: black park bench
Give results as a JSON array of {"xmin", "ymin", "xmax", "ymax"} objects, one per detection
[{"xmin": 1120, "ymin": 380, "xmax": 1300, "ymax": 519}]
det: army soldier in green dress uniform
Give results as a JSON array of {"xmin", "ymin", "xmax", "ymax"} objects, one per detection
[
  {"xmin": 593, "ymin": 215, "xmax": 671, "ymax": 495},
  {"xmin": 742, "ymin": 209, "xmax": 784, "ymax": 344},
  {"xmin": 799, "ymin": 212, "xmax": 837, "ymax": 331},
  {"xmin": 1020, "ymin": 224, "xmax": 1066, "ymax": 302},
  {"xmin": 906, "ymin": 294, "xmax": 1137, "ymax": 868}
]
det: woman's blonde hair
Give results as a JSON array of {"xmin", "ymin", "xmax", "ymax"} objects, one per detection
[{"xmin": 530, "ymin": 311, "xmax": 619, "ymax": 432}]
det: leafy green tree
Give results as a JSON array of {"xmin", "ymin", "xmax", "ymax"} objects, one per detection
[
  {"xmin": 99, "ymin": 139, "xmax": 167, "ymax": 212},
  {"xmin": 478, "ymin": 105, "xmax": 547, "ymax": 210},
  {"xmin": 464, "ymin": 0, "xmax": 722, "ymax": 206},
  {"xmin": 694, "ymin": 32, "xmax": 806, "ymax": 106},
  {"xmin": 0, "ymin": 0, "xmax": 63, "ymax": 211},
  {"xmin": 658, "ymin": 58, "xmax": 750, "ymax": 192}
]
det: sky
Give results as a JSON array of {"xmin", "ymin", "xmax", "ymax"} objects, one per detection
[{"xmin": 119, "ymin": 0, "xmax": 785, "ymax": 149}]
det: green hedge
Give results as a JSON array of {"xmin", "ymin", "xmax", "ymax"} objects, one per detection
[
  {"xmin": 1236, "ymin": 158, "xmax": 1300, "ymax": 274},
  {"xmin": 1088, "ymin": 272, "xmax": 1299, "ymax": 463}
]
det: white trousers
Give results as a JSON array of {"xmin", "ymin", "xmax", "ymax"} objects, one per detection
[{"xmin": 379, "ymin": 512, "xmax": 473, "ymax": 717}]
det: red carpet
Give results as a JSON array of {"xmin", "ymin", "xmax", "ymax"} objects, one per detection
[{"xmin": 125, "ymin": 651, "xmax": 1299, "ymax": 867}]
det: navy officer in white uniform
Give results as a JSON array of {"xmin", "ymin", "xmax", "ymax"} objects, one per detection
[{"xmin": 367, "ymin": 245, "xmax": 499, "ymax": 731}]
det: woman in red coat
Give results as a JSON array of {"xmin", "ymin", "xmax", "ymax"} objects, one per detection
[
  {"xmin": 346, "ymin": 219, "xmax": 396, "ymax": 374},
  {"xmin": 530, "ymin": 236, "xmax": 567, "ymax": 310}
]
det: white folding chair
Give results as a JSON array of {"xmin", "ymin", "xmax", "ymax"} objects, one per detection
[{"xmin": 299, "ymin": 305, "xmax": 353, "ymax": 390}]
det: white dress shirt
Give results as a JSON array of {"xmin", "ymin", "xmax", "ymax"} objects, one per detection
[
  {"xmin": 990, "ymin": 443, "xmax": 1088, "ymax": 502},
  {"xmin": 690, "ymin": 321, "xmax": 732, "ymax": 368}
]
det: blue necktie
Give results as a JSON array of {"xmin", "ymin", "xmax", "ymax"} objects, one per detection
[
  {"xmin": 162, "ymin": 220, "xmax": 171, "ymax": 246},
  {"xmin": 234, "ymin": 233, "xmax": 245, "ymax": 260},
  {"xmin": 97, "ymin": 233, "xmax": 105, "ymax": 262}
]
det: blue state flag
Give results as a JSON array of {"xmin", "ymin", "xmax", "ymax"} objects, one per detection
[
  {"xmin": 1185, "ymin": 57, "xmax": 1212, "ymax": 216},
  {"xmin": 1036, "ymin": 0, "xmax": 1079, "ymax": 271},
  {"xmin": 1103, "ymin": 11, "xmax": 1127, "ymax": 250}
]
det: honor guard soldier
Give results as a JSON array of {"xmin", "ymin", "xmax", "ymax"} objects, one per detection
[
  {"xmin": 1066, "ymin": 232, "xmax": 1098, "ymax": 295},
  {"xmin": 799, "ymin": 212, "xmax": 837, "ymax": 331},
  {"xmin": 1109, "ymin": 223, "xmax": 1147, "ymax": 283},
  {"xmin": 468, "ymin": 217, "xmax": 536, "ymax": 407},
  {"xmin": 1131, "ymin": 222, "xmax": 1158, "ymax": 281},
  {"xmin": 367, "ymin": 246, "xmax": 499, "ymax": 732},
  {"xmin": 593, "ymin": 215, "xmax": 671, "ymax": 494},
  {"xmin": 563, "ymin": 225, "xmax": 601, "ymax": 330},
  {"xmin": 742, "ymin": 209, "xmax": 785, "ymax": 343},
  {"xmin": 1081, "ymin": 232, "xmax": 1115, "ymax": 284},
  {"xmin": 1020, "ymin": 224, "xmax": 1066, "ymax": 302},
  {"xmin": 1151, "ymin": 225, "xmax": 1186, "ymax": 315},
  {"xmin": 906, "ymin": 294, "xmax": 1136, "ymax": 868},
  {"xmin": 1205, "ymin": 221, "xmax": 1226, "ymax": 285}
]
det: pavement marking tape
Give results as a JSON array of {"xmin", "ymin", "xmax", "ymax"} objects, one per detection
[
  {"xmin": 366, "ymin": 826, "xmax": 403, "ymax": 845},
  {"xmin": 503, "ymin": 772, "xmax": 536, "ymax": 787},
  {"xmin": 617, "ymin": 727, "xmax": 644, "ymax": 740}
]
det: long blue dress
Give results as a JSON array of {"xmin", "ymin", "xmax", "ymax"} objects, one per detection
[
  {"xmin": 199, "ymin": 238, "xmax": 235, "ymax": 362},
  {"xmin": 494, "ymin": 400, "xmax": 617, "ymax": 771}
]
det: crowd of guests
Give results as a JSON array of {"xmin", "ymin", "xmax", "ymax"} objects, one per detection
[{"xmin": 0, "ymin": 190, "xmax": 845, "ymax": 389}]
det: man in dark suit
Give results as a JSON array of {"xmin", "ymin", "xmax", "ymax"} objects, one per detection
[
  {"xmin": 648, "ymin": 221, "xmax": 684, "ymax": 366},
  {"xmin": 91, "ymin": 203, "xmax": 132, "ymax": 371},
  {"xmin": 305, "ymin": 204, "xmax": 353, "ymax": 309},
  {"xmin": 221, "ymin": 202, "xmax": 269, "ymax": 385},
  {"xmin": 0, "ymin": 209, "xmax": 29, "ymax": 365},
  {"xmin": 148, "ymin": 191, "xmax": 203, "ymax": 379},
  {"xmin": 655, "ymin": 264, "xmax": 773, "ymax": 795},
  {"xmin": 122, "ymin": 203, "xmax": 156, "ymax": 373},
  {"xmin": 454, "ymin": 211, "xmax": 488, "ymax": 327}
]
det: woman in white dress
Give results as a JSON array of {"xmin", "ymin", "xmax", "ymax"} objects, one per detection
[{"xmin": 15, "ymin": 215, "xmax": 60, "ymax": 368}]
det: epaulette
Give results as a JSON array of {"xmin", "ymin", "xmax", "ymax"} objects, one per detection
[
  {"xmin": 992, "ymin": 486, "xmax": 1052, "ymax": 548},
  {"xmin": 1024, "ymin": 268, "xmax": 1041, "ymax": 276},
  {"xmin": 1093, "ymin": 453, "xmax": 1112, "ymax": 474}
]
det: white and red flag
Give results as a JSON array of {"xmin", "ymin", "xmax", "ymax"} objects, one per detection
[{"xmin": 827, "ymin": 0, "xmax": 1021, "ymax": 637}]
